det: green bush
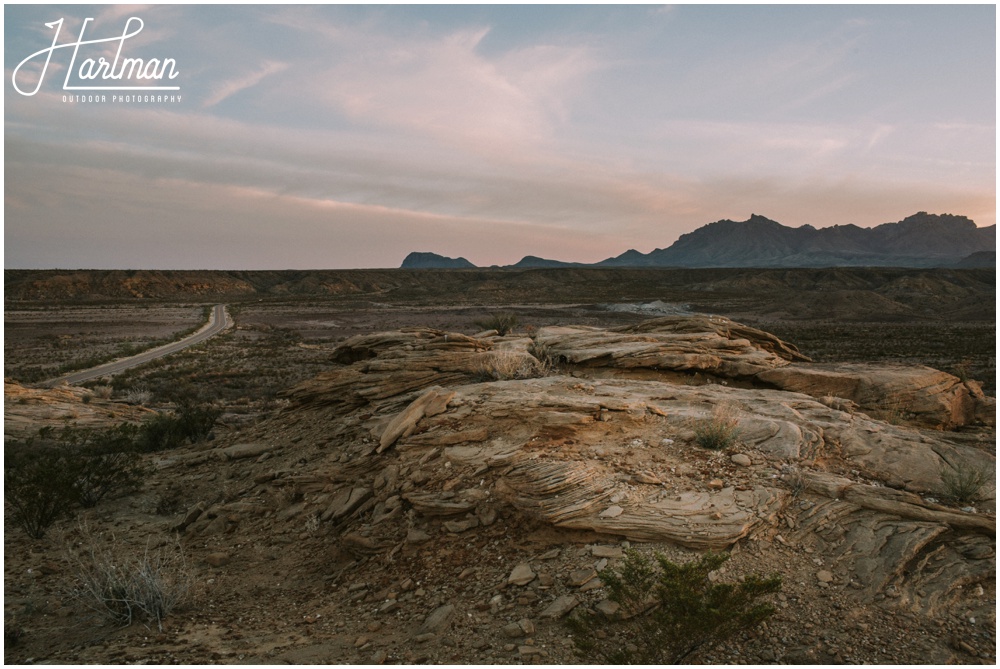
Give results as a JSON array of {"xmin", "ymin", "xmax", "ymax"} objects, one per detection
[
  {"xmin": 135, "ymin": 403, "xmax": 220, "ymax": 452},
  {"xmin": 568, "ymin": 550, "xmax": 780, "ymax": 664},
  {"xmin": 4, "ymin": 423, "xmax": 156, "ymax": 538},
  {"xmin": 55, "ymin": 424, "xmax": 150, "ymax": 507},
  {"xmin": 475, "ymin": 312, "xmax": 519, "ymax": 336},
  {"xmin": 940, "ymin": 461, "xmax": 993, "ymax": 504},
  {"xmin": 4, "ymin": 440, "xmax": 81, "ymax": 539}
]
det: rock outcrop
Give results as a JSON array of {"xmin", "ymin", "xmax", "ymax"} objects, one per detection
[
  {"xmin": 266, "ymin": 315, "xmax": 995, "ymax": 620},
  {"xmin": 4, "ymin": 380, "xmax": 155, "ymax": 438}
]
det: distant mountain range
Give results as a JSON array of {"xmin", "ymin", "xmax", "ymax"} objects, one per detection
[
  {"xmin": 400, "ymin": 251, "xmax": 476, "ymax": 269},
  {"xmin": 401, "ymin": 212, "xmax": 996, "ymax": 269}
]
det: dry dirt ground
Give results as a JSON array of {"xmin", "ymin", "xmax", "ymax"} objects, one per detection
[{"xmin": 4, "ymin": 268, "xmax": 996, "ymax": 665}]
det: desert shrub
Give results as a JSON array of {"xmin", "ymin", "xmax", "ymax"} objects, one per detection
[
  {"xmin": 477, "ymin": 350, "xmax": 546, "ymax": 381},
  {"xmin": 4, "ymin": 440, "xmax": 81, "ymax": 539},
  {"xmin": 72, "ymin": 536, "xmax": 190, "ymax": 631},
  {"xmin": 940, "ymin": 461, "xmax": 994, "ymax": 504},
  {"xmin": 694, "ymin": 405, "xmax": 741, "ymax": 450},
  {"xmin": 55, "ymin": 425, "xmax": 150, "ymax": 508},
  {"xmin": 90, "ymin": 384, "xmax": 114, "ymax": 400},
  {"xmin": 475, "ymin": 312, "xmax": 519, "ymax": 336},
  {"xmin": 528, "ymin": 340, "xmax": 559, "ymax": 372},
  {"xmin": 123, "ymin": 384, "xmax": 153, "ymax": 405},
  {"xmin": 135, "ymin": 403, "xmax": 221, "ymax": 452},
  {"xmin": 568, "ymin": 550, "xmax": 781, "ymax": 664}
]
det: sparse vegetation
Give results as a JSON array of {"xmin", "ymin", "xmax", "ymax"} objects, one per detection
[
  {"xmin": 72, "ymin": 534, "xmax": 190, "ymax": 631},
  {"xmin": 475, "ymin": 312, "xmax": 519, "ymax": 336},
  {"xmin": 528, "ymin": 339, "xmax": 559, "ymax": 372},
  {"xmin": 568, "ymin": 550, "xmax": 781, "ymax": 664},
  {"xmin": 123, "ymin": 384, "xmax": 153, "ymax": 406},
  {"xmin": 55, "ymin": 424, "xmax": 151, "ymax": 508},
  {"xmin": 476, "ymin": 349, "xmax": 547, "ymax": 380},
  {"xmin": 134, "ymin": 403, "xmax": 221, "ymax": 452},
  {"xmin": 694, "ymin": 404, "xmax": 741, "ymax": 450},
  {"xmin": 4, "ymin": 440, "xmax": 83, "ymax": 539},
  {"xmin": 940, "ymin": 461, "xmax": 994, "ymax": 504}
]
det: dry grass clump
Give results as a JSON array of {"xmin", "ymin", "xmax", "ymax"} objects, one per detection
[
  {"xmin": 122, "ymin": 384, "xmax": 153, "ymax": 405},
  {"xmin": 475, "ymin": 312, "xmax": 519, "ymax": 336},
  {"xmin": 477, "ymin": 350, "xmax": 547, "ymax": 381},
  {"xmin": 694, "ymin": 404, "xmax": 742, "ymax": 451}
]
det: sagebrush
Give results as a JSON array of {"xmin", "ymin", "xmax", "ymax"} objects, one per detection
[{"xmin": 568, "ymin": 550, "xmax": 780, "ymax": 664}]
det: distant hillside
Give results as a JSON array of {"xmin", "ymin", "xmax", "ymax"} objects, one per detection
[
  {"xmin": 955, "ymin": 251, "xmax": 996, "ymax": 268},
  {"xmin": 510, "ymin": 256, "xmax": 582, "ymax": 269},
  {"xmin": 597, "ymin": 212, "xmax": 995, "ymax": 268},
  {"xmin": 400, "ymin": 252, "xmax": 475, "ymax": 269}
]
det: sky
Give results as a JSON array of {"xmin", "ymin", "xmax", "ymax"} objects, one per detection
[{"xmin": 4, "ymin": 4, "xmax": 996, "ymax": 269}]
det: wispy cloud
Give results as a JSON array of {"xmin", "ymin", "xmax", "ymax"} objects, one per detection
[{"xmin": 203, "ymin": 60, "xmax": 288, "ymax": 107}]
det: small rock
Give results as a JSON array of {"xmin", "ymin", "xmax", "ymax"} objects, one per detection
[
  {"xmin": 519, "ymin": 645, "xmax": 546, "ymax": 658},
  {"xmin": 707, "ymin": 479, "xmax": 725, "ymax": 490},
  {"xmin": 591, "ymin": 546, "xmax": 623, "ymax": 558},
  {"xmin": 413, "ymin": 632, "xmax": 436, "ymax": 643},
  {"xmin": 418, "ymin": 604, "xmax": 456, "ymax": 635},
  {"xmin": 634, "ymin": 471, "xmax": 660, "ymax": 484},
  {"xmin": 595, "ymin": 599, "xmax": 620, "ymax": 617},
  {"xmin": 567, "ymin": 568, "xmax": 597, "ymax": 587},
  {"xmin": 37, "ymin": 561, "xmax": 61, "ymax": 575},
  {"xmin": 594, "ymin": 558, "xmax": 609, "ymax": 572},
  {"xmin": 205, "ymin": 552, "xmax": 230, "ymax": 567},
  {"xmin": 371, "ymin": 650, "xmax": 388, "ymax": 664},
  {"xmin": 599, "ymin": 505, "xmax": 624, "ymax": 519},
  {"xmin": 173, "ymin": 503, "xmax": 204, "ymax": 532},
  {"xmin": 539, "ymin": 549, "xmax": 561, "ymax": 560},
  {"xmin": 661, "ymin": 438, "xmax": 675, "ymax": 446},
  {"xmin": 816, "ymin": 570, "xmax": 834, "ymax": 584},
  {"xmin": 406, "ymin": 529, "xmax": 432, "ymax": 544},
  {"xmin": 444, "ymin": 518, "xmax": 479, "ymax": 533},
  {"xmin": 730, "ymin": 453, "xmax": 752, "ymax": 467},
  {"xmin": 540, "ymin": 595, "xmax": 579, "ymax": 619},
  {"xmin": 354, "ymin": 636, "xmax": 370, "ymax": 648},
  {"xmin": 508, "ymin": 563, "xmax": 536, "ymax": 586},
  {"xmin": 518, "ymin": 618, "xmax": 535, "ymax": 635},
  {"xmin": 502, "ymin": 622, "xmax": 523, "ymax": 638},
  {"xmin": 476, "ymin": 506, "xmax": 497, "ymax": 526}
]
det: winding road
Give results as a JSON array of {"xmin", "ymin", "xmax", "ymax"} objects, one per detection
[{"xmin": 42, "ymin": 304, "xmax": 232, "ymax": 387}]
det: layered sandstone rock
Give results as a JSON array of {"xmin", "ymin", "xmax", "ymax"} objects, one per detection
[{"xmin": 267, "ymin": 315, "xmax": 994, "ymax": 617}]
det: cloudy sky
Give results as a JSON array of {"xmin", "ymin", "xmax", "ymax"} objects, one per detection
[{"xmin": 5, "ymin": 4, "xmax": 995, "ymax": 269}]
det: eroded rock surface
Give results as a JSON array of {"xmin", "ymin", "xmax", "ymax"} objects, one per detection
[{"xmin": 267, "ymin": 316, "xmax": 996, "ymax": 623}]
